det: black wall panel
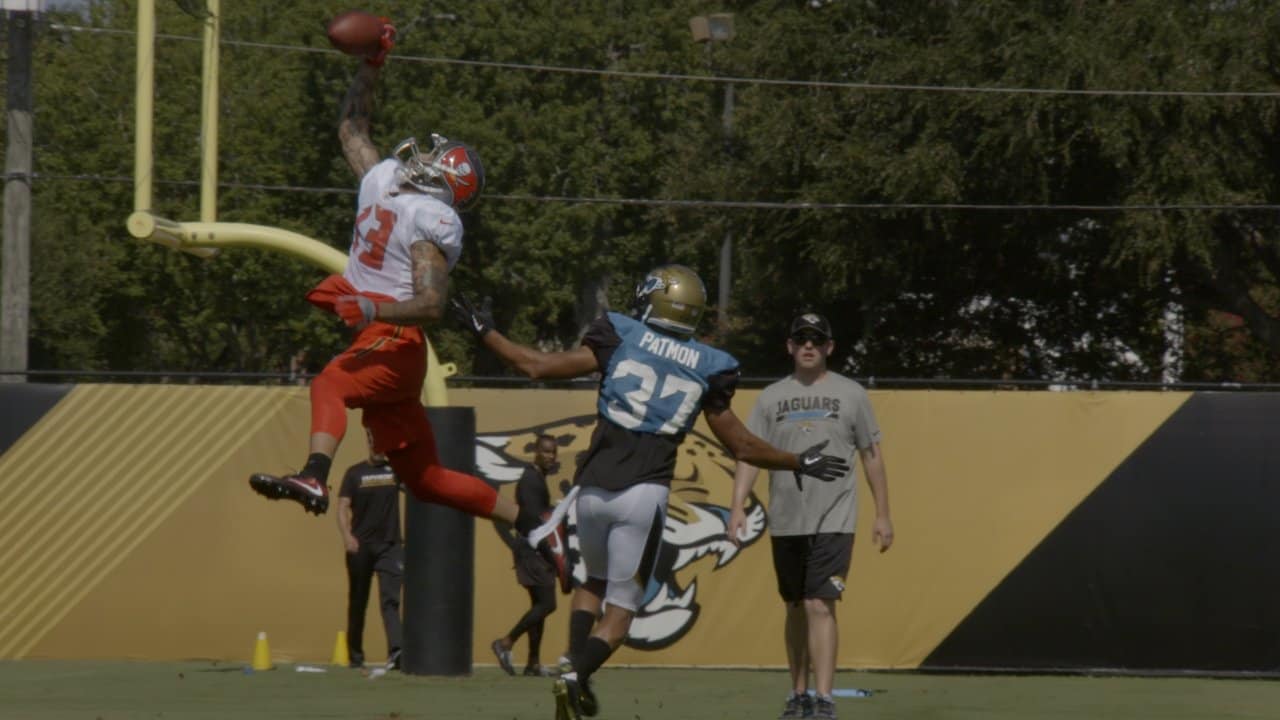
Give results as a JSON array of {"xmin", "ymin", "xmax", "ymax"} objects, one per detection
[{"xmin": 924, "ymin": 393, "xmax": 1280, "ymax": 674}]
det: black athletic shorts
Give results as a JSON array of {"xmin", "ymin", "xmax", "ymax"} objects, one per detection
[
  {"xmin": 514, "ymin": 546, "xmax": 556, "ymax": 588},
  {"xmin": 770, "ymin": 533, "xmax": 854, "ymax": 602}
]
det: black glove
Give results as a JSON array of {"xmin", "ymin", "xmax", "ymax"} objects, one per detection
[
  {"xmin": 450, "ymin": 293, "xmax": 495, "ymax": 339},
  {"xmin": 793, "ymin": 440, "xmax": 850, "ymax": 490}
]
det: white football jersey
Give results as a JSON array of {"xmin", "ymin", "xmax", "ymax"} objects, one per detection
[{"xmin": 342, "ymin": 158, "xmax": 464, "ymax": 301}]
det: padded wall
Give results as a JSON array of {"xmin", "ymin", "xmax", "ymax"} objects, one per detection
[{"xmin": 11, "ymin": 385, "xmax": 1263, "ymax": 674}]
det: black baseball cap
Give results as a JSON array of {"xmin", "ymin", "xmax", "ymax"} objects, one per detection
[{"xmin": 789, "ymin": 313, "xmax": 832, "ymax": 339}]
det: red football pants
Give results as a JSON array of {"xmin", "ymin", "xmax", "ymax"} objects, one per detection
[{"xmin": 305, "ymin": 275, "xmax": 498, "ymax": 518}]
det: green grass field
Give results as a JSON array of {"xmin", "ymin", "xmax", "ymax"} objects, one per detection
[{"xmin": 2, "ymin": 661, "xmax": 1278, "ymax": 719}]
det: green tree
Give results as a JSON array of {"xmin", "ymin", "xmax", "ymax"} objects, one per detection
[
  {"xmin": 14, "ymin": 0, "xmax": 1280, "ymax": 384},
  {"xmin": 658, "ymin": 0, "xmax": 1280, "ymax": 382}
]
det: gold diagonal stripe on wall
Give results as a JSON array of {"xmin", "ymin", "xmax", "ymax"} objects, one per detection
[
  {"xmin": 2, "ymin": 430, "xmax": 254, "ymax": 656},
  {"xmin": 0, "ymin": 384, "xmax": 226, "ymax": 594},
  {"xmin": 0, "ymin": 386, "xmax": 201, "ymax": 559},
  {"xmin": 0, "ymin": 386, "xmax": 293, "ymax": 658},
  {"xmin": 0, "ymin": 385, "xmax": 295, "ymax": 658},
  {"xmin": 0, "ymin": 386, "xmax": 292, "ymax": 658},
  {"xmin": 0, "ymin": 386, "xmax": 224, "ymax": 641},
  {"xmin": 0, "ymin": 387, "xmax": 231, "ymax": 631},
  {"xmin": 0, "ymin": 384, "xmax": 129, "ymax": 498}
]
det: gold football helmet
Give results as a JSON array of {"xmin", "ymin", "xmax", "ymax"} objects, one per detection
[{"xmin": 632, "ymin": 264, "xmax": 706, "ymax": 338}]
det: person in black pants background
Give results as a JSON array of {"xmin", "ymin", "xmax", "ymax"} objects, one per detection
[
  {"xmin": 337, "ymin": 429, "xmax": 404, "ymax": 670},
  {"xmin": 491, "ymin": 433, "xmax": 561, "ymax": 676}
]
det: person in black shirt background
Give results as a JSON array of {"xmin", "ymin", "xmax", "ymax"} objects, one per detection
[
  {"xmin": 337, "ymin": 429, "xmax": 404, "ymax": 669},
  {"xmin": 491, "ymin": 433, "xmax": 561, "ymax": 676}
]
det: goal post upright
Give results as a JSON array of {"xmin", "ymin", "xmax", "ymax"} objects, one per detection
[
  {"xmin": 132, "ymin": 0, "xmax": 153, "ymax": 216},
  {"xmin": 199, "ymin": 0, "xmax": 219, "ymax": 223}
]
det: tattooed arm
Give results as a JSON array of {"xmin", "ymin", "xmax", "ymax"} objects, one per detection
[
  {"xmin": 338, "ymin": 63, "xmax": 382, "ymax": 179},
  {"xmin": 369, "ymin": 241, "xmax": 450, "ymax": 326}
]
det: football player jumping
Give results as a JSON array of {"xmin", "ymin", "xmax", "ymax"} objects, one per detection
[
  {"xmin": 248, "ymin": 27, "xmax": 546, "ymax": 543},
  {"xmin": 451, "ymin": 265, "xmax": 851, "ymax": 719}
]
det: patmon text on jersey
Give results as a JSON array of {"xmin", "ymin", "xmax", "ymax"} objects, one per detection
[{"xmin": 638, "ymin": 331, "xmax": 702, "ymax": 370}]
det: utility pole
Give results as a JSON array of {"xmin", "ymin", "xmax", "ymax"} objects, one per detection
[
  {"xmin": 2, "ymin": 6, "xmax": 36, "ymax": 383},
  {"xmin": 718, "ymin": 80, "xmax": 733, "ymax": 339},
  {"xmin": 690, "ymin": 13, "xmax": 735, "ymax": 339}
]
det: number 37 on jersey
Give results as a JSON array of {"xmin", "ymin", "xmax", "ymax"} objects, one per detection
[{"xmin": 595, "ymin": 313, "xmax": 739, "ymax": 437}]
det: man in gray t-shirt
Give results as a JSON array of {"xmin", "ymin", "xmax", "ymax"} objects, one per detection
[{"xmin": 729, "ymin": 313, "xmax": 894, "ymax": 720}]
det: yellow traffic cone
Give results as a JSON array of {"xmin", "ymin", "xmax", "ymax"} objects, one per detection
[
  {"xmin": 251, "ymin": 631, "xmax": 273, "ymax": 671},
  {"xmin": 330, "ymin": 630, "xmax": 350, "ymax": 667}
]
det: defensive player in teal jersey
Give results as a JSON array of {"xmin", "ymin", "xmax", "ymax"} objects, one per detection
[{"xmin": 452, "ymin": 265, "xmax": 848, "ymax": 720}]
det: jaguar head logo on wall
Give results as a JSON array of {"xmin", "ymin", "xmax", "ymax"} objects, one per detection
[{"xmin": 475, "ymin": 415, "xmax": 768, "ymax": 650}]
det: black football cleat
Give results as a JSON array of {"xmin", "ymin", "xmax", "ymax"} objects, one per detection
[
  {"xmin": 553, "ymin": 678, "xmax": 581, "ymax": 720},
  {"xmin": 553, "ymin": 681, "xmax": 575, "ymax": 720},
  {"xmin": 248, "ymin": 473, "xmax": 329, "ymax": 515},
  {"xmin": 557, "ymin": 675, "xmax": 598, "ymax": 718}
]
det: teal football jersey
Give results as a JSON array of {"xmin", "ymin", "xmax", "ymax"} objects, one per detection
[
  {"xmin": 595, "ymin": 312, "xmax": 739, "ymax": 436},
  {"xmin": 576, "ymin": 312, "xmax": 740, "ymax": 490}
]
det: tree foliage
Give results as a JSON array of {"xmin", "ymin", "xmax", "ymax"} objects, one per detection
[{"xmin": 9, "ymin": 0, "xmax": 1280, "ymax": 382}]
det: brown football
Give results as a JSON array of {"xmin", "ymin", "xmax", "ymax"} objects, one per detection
[{"xmin": 326, "ymin": 10, "xmax": 385, "ymax": 58}]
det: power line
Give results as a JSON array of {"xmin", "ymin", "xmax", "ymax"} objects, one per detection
[
  {"xmin": 48, "ymin": 22, "xmax": 1280, "ymax": 99},
  {"xmin": 23, "ymin": 172, "xmax": 1280, "ymax": 212},
  {"xmin": 43, "ymin": 24, "xmax": 1280, "ymax": 211},
  {"xmin": 28, "ymin": 172, "xmax": 355, "ymax": 195},
  {"xmin": 486, "ymin": 194, "xmax": 1280, "ymax": 212}
]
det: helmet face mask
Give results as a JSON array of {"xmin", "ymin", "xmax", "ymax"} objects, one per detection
[
  {"xmin": 392, "ymin": 133, "xmax": 485, "ymax": 210},
  {"xmin": 633, "ymin": 264, "xmax": 706, "ymax": 338}
]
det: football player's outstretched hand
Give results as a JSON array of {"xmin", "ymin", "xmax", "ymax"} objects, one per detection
[
  {"xmin": 794, "ymin": 440, "xmax": 850, "ymax": 484},
  {"xmin": 365, "ymin": 18, "xmax": 396, "ymax": 67},
  {"xmin": 335, "ymin": 294, "xmax": 377, "ymax": 329},
  {"xmin": 450, "ymin": 293, "xmax": 495, "ymax": 339}
]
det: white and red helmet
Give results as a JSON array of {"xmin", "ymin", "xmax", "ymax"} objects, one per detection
[{"xmin": 392, "ymin": 133, "xmax": 485, "ymax": 210}]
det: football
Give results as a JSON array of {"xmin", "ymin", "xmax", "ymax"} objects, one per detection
[{"xmin": 326, "ymin": 10, "xmax": 386, "ymax": 58}]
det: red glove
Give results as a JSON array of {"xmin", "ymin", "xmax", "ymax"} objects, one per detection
[
  {"xmin": 365, "ymin": 20, "xmax": 396, "ymax": 67},
  {"xmin": 335, "ymin": 295, "xmax": 378, "ymax": 328}
]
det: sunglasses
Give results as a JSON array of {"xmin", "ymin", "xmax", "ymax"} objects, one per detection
[{"xmin": 790, "ymin": 332, "xmax": 830, "ymax": 345}]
